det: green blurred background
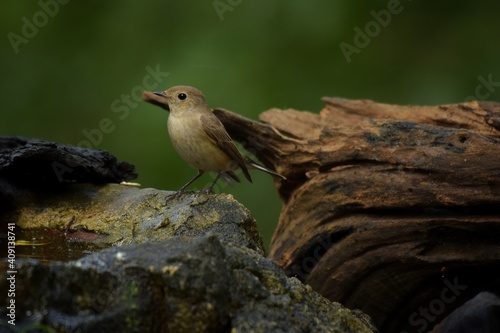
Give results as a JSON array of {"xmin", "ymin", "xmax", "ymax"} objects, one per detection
[{"xmin": 1, "ymin": 1, "xmax": 499, "ymax": 247}]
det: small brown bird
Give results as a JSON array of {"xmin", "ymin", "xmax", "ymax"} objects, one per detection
[{"xmin": 142, "ymin": 85, "xmax": 285, "ymax": 197}]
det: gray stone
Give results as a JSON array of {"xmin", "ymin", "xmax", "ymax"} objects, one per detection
[
  {"xmin": 1, "ymin": 181, "xmax": 265, "ymax": 255},
  {"xmin": 1, "ymin": 235, "xmax": 377, "ymax": 333}
]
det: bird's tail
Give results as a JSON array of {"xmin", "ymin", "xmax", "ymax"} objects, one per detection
[
  {"xmin": 220, "ymin": 170, "xmax": 241, "ymax": 186},
  {"xmin": 246, "ymin": 157, "xmax": 286, "ymax": 180}
]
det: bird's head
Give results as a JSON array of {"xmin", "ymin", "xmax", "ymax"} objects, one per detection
[{"xmin": 142, "ymin": 85, "xmax": 208, "ymax": 114}]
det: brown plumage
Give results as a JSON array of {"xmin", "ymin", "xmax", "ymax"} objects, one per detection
[
  {"xmin": 200, "ymin": 113, "xmax": 252, "ymax": 182},
  {"xmin": 142, "ymin": 85, "xmax": 285, "ymax": 198}
]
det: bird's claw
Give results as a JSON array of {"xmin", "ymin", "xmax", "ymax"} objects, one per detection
[
  {"xmin": 164, "ymin": 186, "xmax": 215, "ymax": 204},
  {"xmin": 199, "ymin": 187, "xmax": 214, "ymax": 195},
  {"xmin": 165, "ymin": 190, "xmax": 184, "ymax": 203}
]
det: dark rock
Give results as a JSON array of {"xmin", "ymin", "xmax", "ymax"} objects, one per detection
[
  {"xmin": 0, "ymin": 235, "xmax": 377, "ymax": 333},
  {"xmin": 440, "ymin": 291, "xmax": 500, "ymax": 333},
  {"xmin": 0, "ymin": 136, "xmax": 136, "ymax": 187}
]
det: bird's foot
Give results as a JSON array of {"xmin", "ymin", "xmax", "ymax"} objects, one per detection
[
  {"xmin": 165, "ymin": 190, "xmax": 185, "ymax": 203},
  {"xmin": 198, "ymin": 187, "xmax": 215, "ymax": 195},
  {"xmin": 165, "ymin": 187, "xmax": 215, "ymax": 204}
]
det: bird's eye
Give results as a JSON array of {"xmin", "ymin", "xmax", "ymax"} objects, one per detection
[{"xmin": 178, "ymin": 93, "xmax": 187, "ymax": 100}]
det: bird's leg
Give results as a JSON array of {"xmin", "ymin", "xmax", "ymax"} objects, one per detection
[
  {"xmin": 179, "ymin": 170, "xmax": 205, "ymax": 192},
  {"xmin": 166, "ymin": 170, "xmax": 204, "ymax": 202},
  {"xmin": 201, "ymin": 171, "xmax": 223, "ymax": 194}
]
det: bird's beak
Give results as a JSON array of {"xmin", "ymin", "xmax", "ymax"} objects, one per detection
[{"xmin": 141, "ymin": 91, "xmax": 170, "ymax": 111}]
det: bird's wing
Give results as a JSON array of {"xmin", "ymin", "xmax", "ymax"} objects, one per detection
[{"xmin": 201, "ymin": 114, "xmax": 252, "ymax": 183}]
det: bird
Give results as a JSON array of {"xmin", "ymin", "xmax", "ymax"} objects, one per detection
[{"xmin": 142, "ymin": 85, "xmax": 285, "ymax": 198}]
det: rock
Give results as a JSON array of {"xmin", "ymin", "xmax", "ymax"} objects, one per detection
[
  {"xmin": 0, "ymin": 235, "xmax": 377, "ymax": 333},
  {"xmin": 0, "ymin": 136, "xmax": 136, "ymax": 187},
  {"xmin": 0, "ymin": 180, "xmax": 264, "ymax": 256},
  {"xmin": 439, "ymin": 291, "xmax": 500, "ymax": 333},
  {"xmin": 0, "ymin": 136, "xmax": 263, "ymax": 255}
]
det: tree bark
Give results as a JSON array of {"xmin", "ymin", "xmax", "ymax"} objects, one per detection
[{"xmin": 214, "ymin": 98, "xmax": 500, "ymax": 333}]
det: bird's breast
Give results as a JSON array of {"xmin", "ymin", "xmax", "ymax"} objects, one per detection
[{"xmin": 167, "ymin": 113, "xmax": 233, "ymax": 171}]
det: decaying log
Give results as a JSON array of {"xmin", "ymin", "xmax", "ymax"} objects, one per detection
[{"xmin": 214, "ymin": 99, "xmax": 500, "ymax": 333}]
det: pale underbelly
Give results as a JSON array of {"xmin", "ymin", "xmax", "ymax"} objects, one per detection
[
  {"xmin": 168, "ymin": 116, "xmax": 235, "ymax": 171},
  {"xmin": 172, "ymin": 138, "xmax": 234, "ymax": 171}
]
